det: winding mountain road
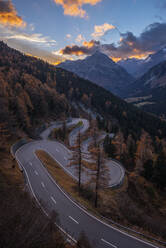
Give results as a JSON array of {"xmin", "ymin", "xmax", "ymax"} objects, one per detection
[
  {"xmin": 39, "ymin": 118, "xmax": 124, "ymax": 187},
  {"xmin": 13, "ymin": 118, "xmax": 159, "ymax": 248}
]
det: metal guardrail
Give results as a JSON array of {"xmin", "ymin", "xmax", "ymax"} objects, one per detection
[
  {"xmin": 101, "ymin": 215, "xmax": 166, "ymax": 247},
  {"xmin": 10, "ymin": 121, "xmax": 166, "ymax": 247},
  {"xmin": 10, "ymin": 139, "xmax": 29, "ymax": 171},
  {"xmin": 11, "ymin": 139, "xmax": 28, "ymax": 157},
  {"xmin": 107, "ymin": 158, "xmax": 126, "ymax": 189}
]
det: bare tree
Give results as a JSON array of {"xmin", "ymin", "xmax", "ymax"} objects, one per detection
[
  {"xmin": 89, "ymin": 120, "xmax": 98, "ymax": 148},
  {"xmin": 90, "ymin": 145, "xmax": 109, "ymax": 208},
  {"xmin": 69, "ymin": 130, "xmax": 83, "ymax": 193},
  {"xmin": 0, "ymin": 122, "xmax": 10, "ymax": 150}
]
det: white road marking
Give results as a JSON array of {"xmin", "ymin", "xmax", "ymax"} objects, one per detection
[
  {"xmin": 56, "ymin": 148, "xmax": 59, "ymax": 152},
  {"xmin": 15, "ymin": 119, "xmax": 158, "ymax": 248},
  {"xmin": 34, "ymin": 170, "xmax": 38, "ymax": 176},
  {"xmin": 69, "ymin": 216, "xmax": 79, "ymax": 224},
  {"xmin": 41, "ymin": 182, "xmax": 45, "ymax": 188},
  {"xmin": 29, "ymin": 162, "xmax": 32, "ymax": 166},
  {"xmin": 64, "ymin": 156, "xmax": 67, "ymax": 160},
  {"xmin": 101, "ymin": 239, "xmax": 117, "ymax": 248},
  {"xmin": 51, "ymin": 196, "xmax": 56, "ymax": 204}
]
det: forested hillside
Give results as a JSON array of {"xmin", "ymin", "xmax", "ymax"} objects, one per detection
[
  {"xmin": 0, "ymin": 41, "xmax": 166, "ymax": 140},
  {"xmin": 0, "ymin": 41, "xmax": 166, "ymax": 243},
  {"xmin": 125, "ymin": 60, "xmax": 166, "ymax": 118}
]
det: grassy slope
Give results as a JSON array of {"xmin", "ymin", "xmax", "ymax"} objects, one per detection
[
  {"xmin": 0, "ymin": 141, "xmax": 75, "ymax": 248},
  {"xmin": 36, "ymin": 150, "xmax": 166, "ymax": 244}
]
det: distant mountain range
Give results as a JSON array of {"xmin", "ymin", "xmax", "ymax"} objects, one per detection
[
  {"xmin": 1, "ymin": 41, "xmax": 166, "ymax": 141},
  {"xmin": 118, "ymin": 47, "xmax": 166, "ymax": 78},
  {"xmin": 58, "ymin": 51, "xmax": 134, "ymax": 97},
  {"xmin": 125, "ymin": 60, "xmax": 166, "ymax": 118},
  {"xmin": 58, "ymin": 49, "xmax": 166, "ymax": 118}
]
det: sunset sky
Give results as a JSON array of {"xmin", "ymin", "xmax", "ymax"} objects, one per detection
[{"xmin": 1, "ymin": 0, "xmax": 166, "ymax": 64}]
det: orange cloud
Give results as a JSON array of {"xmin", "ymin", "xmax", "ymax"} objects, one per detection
[
  {"xmin": 92, "ymin": 23, "xmax": 116, "ymax": 39},
  {"xmin": 60, "ymin": 46, "xmax": 85, "ymax": 56},
  {"xmin": 83, "ymin": 40, "xmax": 97, "ymax": 48},
  {"xmin": 110, "ymin": 48, "xmax": 153, "ymax": 62},
  {"xmin": 111, "ymin": 57, "xmax": 122, "ymax": 62},
  {"xmin": 26, "ymin": 53, "xmax": 64, "ymax": 66},
  {"xmin": 111, "ymin": 52, "xmax": 153, "ymax": 62},
  {"xmin": 0, "ymin": 0, "xmax": 26, "ymax": 27},
  {"xmin": 54, "ymin": 0, "xmax": 102, "ymax": 18},
  {"xmin": 59, "ymin": 40, "xmax": 100, "ymax": 56}
]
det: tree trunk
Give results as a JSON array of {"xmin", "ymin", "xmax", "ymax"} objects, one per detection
[
  {"xmin": 95, "ymin": 147, "xmax": 100, "ymax": 208},
  {"xmin": 78, "ymin": 131, "xmax": 82, "ymax": 193}
]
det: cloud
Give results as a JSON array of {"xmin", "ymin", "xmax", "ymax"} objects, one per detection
[
  {"xmin": 75, "ymin": 34, "xmax": 85, "ymax": 43},
  {"xmin": 0, "ymin": 25, "xmax": 64, "ymax": 65},
  {"xmin": 6, "ymin": 32, "xmax": 57, "ymax": 46},
  {"xmin": 91, "ymin": 23, "xmax": 116, "ymax": 39},
  {"xmin": 66, "ymin": 34, "xmax": 72, "ymax": 39},
  {"xmin": 53, "ymin": 0, "xmax": 102, "ymax": 18},
  {"xmin": 0, "ymin": 0, "xmax": 26, "ymax": 27},
  {"xmin": 102, "ymin": 22, "xmax": 166, "ymax": 60},
  {"xmin": 59, "ymin": 39, "xmax": 100, "ymax": 55},
  {"xmin": 60, "ymin": 22, "xmax": 166, "ymax": 61},
  {"xmin": 8, "ymin": 39, "xmax": 64, "ymax": 64}
]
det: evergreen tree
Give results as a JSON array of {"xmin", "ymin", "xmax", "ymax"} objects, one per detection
[
  {"xmin": 103, "ymin": 135, "xmax": 116, "ymax": 157},
  {"xmin": 143, "ymin": 159, "xmax": 154, "ymax": 181},
  {"xmin": 154, "ymin": 152, "xmax": 166, "ymax": 189}
]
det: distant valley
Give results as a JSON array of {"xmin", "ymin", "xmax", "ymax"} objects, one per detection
[
  {"xmin": 125, "ymin": 60, "xmax": 166, "ymax": 118},
  {"xmin": 58, "ymin": 49, "xmax": 166, "ymax": 119}
]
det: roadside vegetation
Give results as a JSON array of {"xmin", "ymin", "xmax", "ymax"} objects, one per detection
[
  {"xmin": 0, "ymin": 41, "xmax": 166, "ymax": 246},
  {"xmin": 36, "ymin": 150, "xmax": 166, "ymax": 244},
  {"xmin": 49, "ymin": 121, "xmax": 83, "ymax": 146},
  {"xmin": 0, "ymin": 138, "xmax": 91, "ymax": 248}
]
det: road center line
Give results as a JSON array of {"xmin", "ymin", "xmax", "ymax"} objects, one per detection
[
  {"xmin": 41, "ymin": 182, "xmax": 45, "ymax": 188},
  {"xmin": 101, "ymin": 238, "xmax": 117, "ymax": 248},
  {"xmin": 56, "ymin": 148, "xmax": 59, "ymax": 152},
  {"xmin": 34, "ymin": 170, "xmax": 38, "ymax": 175},
  {"xmin": 69, "ymin": 216, "xmax": 79, "ymax": 224},
  {"xmin": 51, "ymin": 196, "xmax": 56, "ymax": 204}
]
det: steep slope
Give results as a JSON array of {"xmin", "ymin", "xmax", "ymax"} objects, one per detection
[
  {"xmin": 1, "ymin": 41, "xmax": 166, "ymax": 242},
  {"xmin": 1, "ymin": 41, "xmax": 166, "ymax": 140},
  {"xmin": 118, "ymin": 47, "xmax": 166, "ymax": 78},
  {"xmin": 118, "ymin": 58, "xmax": 144, "ymax": 77},
  {"xmin": 58, "ymin": 51, "xmax": 134, "ymax": 97},
  {"xmin": 125, "ymin": 60, "xmax": 166, "ymax": 118}
]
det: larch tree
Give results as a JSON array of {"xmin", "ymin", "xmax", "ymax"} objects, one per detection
[
  {"xmin": 0, "ymin": 122, "xmax": 10, "ymax": 149},
  {"xmin": 90, "ymin": 145, "xmax": 109, "ymax": 208},
  {"xmin": 69, "ymin": 130, "xmax": 83, "ymax": 193},
  {"xmin": 89, "ymin": 120, "xmax": 99, "ymax": 148}
]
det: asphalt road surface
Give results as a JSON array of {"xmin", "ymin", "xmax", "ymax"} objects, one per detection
[
  {"xmin": 15, "ymin": 140, "xmax": 160, "ymax": 248},
  {"xmin": 39, "ymin": 118, "xmax": 125, "ymax": 187},
  {"xmin": 14, "ymin": 119, "xmax": 160, "ymax": 248}
]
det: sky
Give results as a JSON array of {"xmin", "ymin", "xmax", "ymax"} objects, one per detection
[{"xmin": 0, "ymin": 0, "xmax": 166, "ymax": 64}]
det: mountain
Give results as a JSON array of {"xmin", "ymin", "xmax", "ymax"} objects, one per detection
[
  {"xmin": 58, "ymin": 51, "xmax": 134, "ymax": 97},
  {"xmin": 118, "ymin": 47, "xmax": 166, "ymax": 78},
  {"xmin": 1, "ymin": 41, "xmax": 166, "ymax": 141},
  {"xmin": 125, "ymin": 60, "xmax": 166, "ymax": 118},
  {"xmin": 1, "ymin": 41, "xmax": 166, "ymax": 241},
  {"xmin": 118, "ymin": 58, "xmax": 144, "ymax": 77}
]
